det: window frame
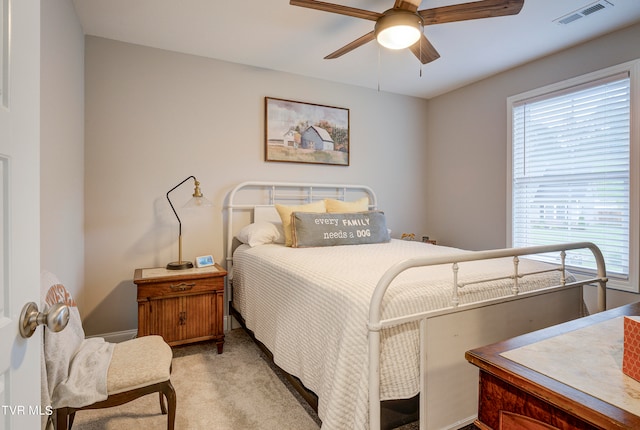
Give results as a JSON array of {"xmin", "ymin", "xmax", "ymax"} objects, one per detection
[{"xmin": 507, "ymin": 59, "xmax": 640, "ymax": 293}]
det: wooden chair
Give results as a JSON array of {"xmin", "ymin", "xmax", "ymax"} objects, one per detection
[
  {"xmin": 41, "ymin": 273, "xmax": 176, "ymax": 430},
  {"xmin": 53, "ymin": 335, "xmax": 176, "ymax": 430}
]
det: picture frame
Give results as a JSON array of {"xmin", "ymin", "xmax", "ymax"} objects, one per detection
[
  {"xmin": 265, "ymin": 97, "xmax": 350, "ymax": 166},
  {"xmin": 195, "ymin": 255, "xmax": 215, "ymax": 268}
]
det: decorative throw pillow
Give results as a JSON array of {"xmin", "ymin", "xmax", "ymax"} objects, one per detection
[
  {"xmin": 275, "ymin": 201, "xmax": 326, "ymax": 246},
  {"xmin": 291, "ymin": 211, "xmax": 390, "ymax": 248},
  {"xmin": 324, "ymin": 197, "xmax": 369, "ymax": 213}
]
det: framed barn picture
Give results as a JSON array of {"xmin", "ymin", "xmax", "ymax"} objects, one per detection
[{"xmin": 265, "ymin": 97, "xmax": 350, "ymax": 166}]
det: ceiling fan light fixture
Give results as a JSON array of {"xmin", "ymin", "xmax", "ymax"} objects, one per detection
[{"xmin": 375, "ymin": 10, "xmax": 422, "ymax": 50}]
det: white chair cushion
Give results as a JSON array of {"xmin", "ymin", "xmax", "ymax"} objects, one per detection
[{"xmin": 106, "ymin": 335, "xmax": 172, "ymax": 395}]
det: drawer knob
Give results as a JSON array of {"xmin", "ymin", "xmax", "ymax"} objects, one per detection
[{"xmin": 170, "ymin": 282, "xmax": 195, "ymax": 292}]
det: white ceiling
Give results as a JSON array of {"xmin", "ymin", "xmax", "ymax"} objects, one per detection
[{"xmin": 71, "ymin": 0, "xmax": 640, "ymax": 99}]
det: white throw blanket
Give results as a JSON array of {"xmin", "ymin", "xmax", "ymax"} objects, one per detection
[{"xmin": 40, "ymin": 271, "xmax": 114, "ymax": 415}]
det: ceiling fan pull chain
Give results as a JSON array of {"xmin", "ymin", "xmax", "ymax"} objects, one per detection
[
  {"xmin": 377, "ymin": 46, "xmax": 381, "ymax": 92},
  {"xmin": 419, "ymin": 35, "xmax": 423, "ymax": 77}
]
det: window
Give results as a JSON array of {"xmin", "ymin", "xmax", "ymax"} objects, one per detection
[{"xmin": 508, "ymin": 60, "xmax": 639, "ymax": 292}]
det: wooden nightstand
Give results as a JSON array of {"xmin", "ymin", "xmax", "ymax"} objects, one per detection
[{"xmin": 133, "ymin": 264, "xmax": 227, "ymax": 353}]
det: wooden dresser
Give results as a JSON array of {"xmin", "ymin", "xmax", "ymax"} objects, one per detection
[
  {"xmin": 133, "ymin": 264, "xmax": 227, "ymax": 353},
  {"xmin": 466, "ymin": 302, "xmax": 640, "ymax": 430}
]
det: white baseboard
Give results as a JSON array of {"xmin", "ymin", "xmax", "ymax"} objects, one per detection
[
  {"xmin": 90, "ymin": 316, "xmax": 237, "ymax": 343},
  {"xmin": 443, "ymin": 415, "xmax": 476, "ymax": 429},
  {"xmin": 226, "ymin": 315, "xmax": 240, "ymax": 331}
]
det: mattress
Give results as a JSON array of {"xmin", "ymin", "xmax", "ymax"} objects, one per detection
[{"xmin": 232, "ymin": 239, "xmax": 572, "ymax": 430}]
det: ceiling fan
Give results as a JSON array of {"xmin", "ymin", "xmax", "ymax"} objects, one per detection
[{"xmin": 290, "ymin": 0, "xmax": 525, "ymax": 64}]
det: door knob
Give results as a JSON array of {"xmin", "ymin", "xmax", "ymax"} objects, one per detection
[{"xmin": 19, "ymin": 302, "xmax": 70, "ymax": 338}]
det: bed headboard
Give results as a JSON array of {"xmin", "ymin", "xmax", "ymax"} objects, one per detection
[{"xmin": 225, "ymin": 181, "xmax": 377, "ymax": 270}]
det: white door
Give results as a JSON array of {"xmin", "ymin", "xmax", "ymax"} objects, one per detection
[{"xmin": 0, "ymin": 0, "xmax": 42, "ymax": 429}]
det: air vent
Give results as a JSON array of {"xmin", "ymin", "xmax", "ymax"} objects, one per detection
[{"xmin": 554, "ymin": 0, "xmax": 614, "ymax": 25}]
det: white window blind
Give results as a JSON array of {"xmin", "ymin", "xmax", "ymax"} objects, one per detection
[{"xmin": 511, "ymin": 72, "xmax": 631, "ymax": 277}]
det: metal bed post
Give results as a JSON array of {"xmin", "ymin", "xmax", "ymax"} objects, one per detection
[
  {"xmin": 451, "ymin": 263, "xmax": 460, "ymax": 307},
  {"xmin": 512, "ymin": 256, "xmax": 520, "ymax": 295}
]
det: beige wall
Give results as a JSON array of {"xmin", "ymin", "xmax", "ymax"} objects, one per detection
[
  {"xmin": 78, "ymin": 22, "xmax": 640, "ymax": 335},
  {"xmin": 83, "ymin": 37, "xmax": 430, "ymax": 335},
  {"xmin": 425, "ymin": 22, "xmax": 640, "ymax": 308},
  {"xmin": 40, "ymin": 0, "xmax": 85, "ymax": 305}
]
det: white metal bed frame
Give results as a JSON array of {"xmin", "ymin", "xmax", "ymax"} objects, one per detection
[{"xmin": 225, "ymin": 181, "xmax": 608, "ymax": 430}]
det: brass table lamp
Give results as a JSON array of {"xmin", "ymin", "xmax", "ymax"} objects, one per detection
[{"xmin": 166, "ymin": 176, "xmax": 212, "ymax": 270}]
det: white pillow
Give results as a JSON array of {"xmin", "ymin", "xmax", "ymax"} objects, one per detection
[{"xmin": 237, "ymin": 222, "xmax": 285, "ymax": 247}]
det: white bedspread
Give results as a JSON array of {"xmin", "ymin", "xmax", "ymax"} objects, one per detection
[{"xmin": 232, "ymin": 239, "xmax": 572, "ymax": 430}]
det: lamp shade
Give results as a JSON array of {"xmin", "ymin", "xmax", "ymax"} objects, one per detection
[
  {"xmin": 375, "ymin": 10, "xmax": 423, "ymax": 50},
  {"xmin": 184, "ymin": 195, "xmax": 213, "ymax": 208},
  {"xmin": 183, "ymin": 179, "xmax": 213, "ymax": 209}
]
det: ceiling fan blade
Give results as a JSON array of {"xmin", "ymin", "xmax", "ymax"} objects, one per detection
[
  {"xmin": 290, "ymin": 0, "xmax": 382, "ymax": 21},
  {"xmin": 419, "ymin": 0, "xmax": 524, "ymax": 25},
  {"xmin": 408, "ymin": 34, "xmax": 441, "ymax": 65},
  {"xmin": 324, "ymin": 31, "xmax": 376, "ymax": 59},
  {"xmin": 393, "ymin": 0, "xmax": 422, "ymax": 12}
]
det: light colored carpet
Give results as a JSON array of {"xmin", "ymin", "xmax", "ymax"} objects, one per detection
[
  {"xmin": 72, "ymin": 329, "xmax": 321, "ymax": 429},
  {"xmin": 71, "ymin": 329, "xmax": 475, "ymax": 430}
]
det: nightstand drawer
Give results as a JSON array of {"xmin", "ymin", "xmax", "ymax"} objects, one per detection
[{"xmin": 136, "ymin": 277, "xmax": 223, "ymax": 300}]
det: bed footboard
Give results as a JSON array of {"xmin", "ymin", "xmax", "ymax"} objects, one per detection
[{"xmin": 367, "ymin": 242, "xmax": 608, "ymax": 430}]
